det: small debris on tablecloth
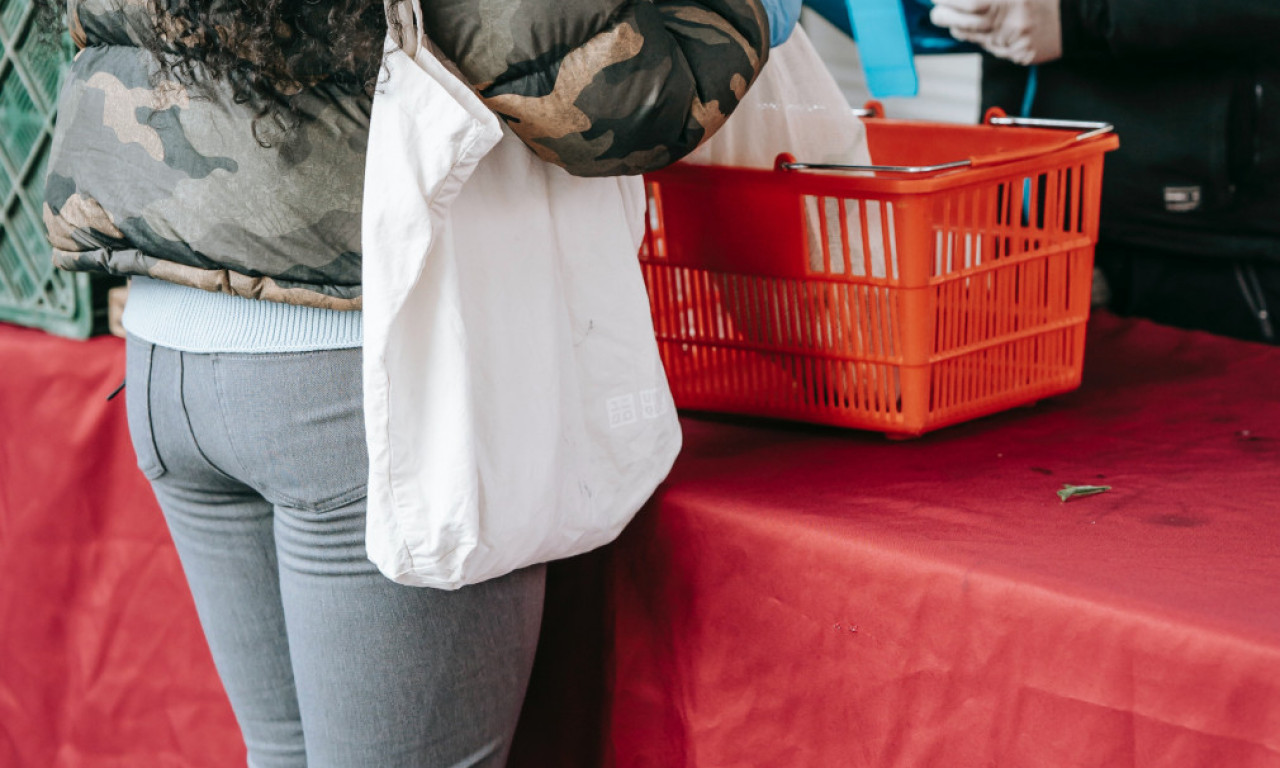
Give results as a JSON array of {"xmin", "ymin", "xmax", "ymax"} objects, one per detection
[{"xmin": 1057, "ymin": 483, "xmax": 1111, "ymax": 503}]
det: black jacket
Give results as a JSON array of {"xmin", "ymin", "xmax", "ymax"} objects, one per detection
[{"xmin": 982, "ymin": 0, "xmax": 1280, "ymax": 263}]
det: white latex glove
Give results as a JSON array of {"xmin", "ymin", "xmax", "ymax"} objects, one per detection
[{"xmin": 929, "ymin": 0, "xmax": 1063, "ymax": 66}]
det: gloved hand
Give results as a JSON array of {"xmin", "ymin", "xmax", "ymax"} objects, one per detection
[
  {"xmin": 928, "ymin": 0, "xmax": 1063, "ymax": 65},
  {"xmin": 762, "ymin": 0, "xmax": 803, "ymax": 47}
]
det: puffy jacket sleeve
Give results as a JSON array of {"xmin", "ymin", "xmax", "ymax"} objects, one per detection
[
  {"xmin": 418, "ymin": 0, "xmax": 769, "ymax": 176},
  {"xmin": 1061, "ymin": 0, "xmax": 1280, "ymax": 60}
]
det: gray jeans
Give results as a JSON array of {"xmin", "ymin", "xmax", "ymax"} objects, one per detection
[{"xmin": 124, "ymin": 337, "xmax": 545, "ymax": 768}]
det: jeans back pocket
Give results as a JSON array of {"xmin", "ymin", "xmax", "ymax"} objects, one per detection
[{"xmin": 124, "ymin": 337, "xmax": 167, "ymax": 480}]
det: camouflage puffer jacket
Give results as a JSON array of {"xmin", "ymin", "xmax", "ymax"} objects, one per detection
[{"xmin": 45, "ymin": 0, "xmax": 769, "ymax": 309}]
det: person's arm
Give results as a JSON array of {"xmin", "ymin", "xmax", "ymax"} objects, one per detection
[{"xmin": 419, "ymin": 0, "xmax": 776, "ymax": 177}]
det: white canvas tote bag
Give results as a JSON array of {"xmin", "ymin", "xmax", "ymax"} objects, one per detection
[{"xmin": 361, "ymin": 1, "xmax": 682, "ymax": 589}]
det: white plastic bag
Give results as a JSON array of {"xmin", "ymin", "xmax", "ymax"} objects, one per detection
[
  {"xmin": 360, "ymin": 0, "xmax": 681, "ymax": 589},
  {"xmin": 680, "ymin": 28, "xmax": 895, "ymax": 402},
  {"xmin": 685, "ymin": 26, "xmax": 885, "ymax": 278},
  {"xmin": 683, "ymin": 25, "xmax": 872, "ymax": 171}
]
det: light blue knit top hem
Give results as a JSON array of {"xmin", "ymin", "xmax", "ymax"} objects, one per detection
[{"xmin": 121, "ymin": 276, "xmax": 363, "ymax": 354}]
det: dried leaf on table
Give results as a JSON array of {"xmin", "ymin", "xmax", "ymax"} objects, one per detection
[{"xmin": 1057, "ymin": 484, "xmax": 1111, "ymax": 502}]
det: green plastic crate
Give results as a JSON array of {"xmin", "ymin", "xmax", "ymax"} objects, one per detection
[{"xmin": 0, "ymin": 0, "xmax": 111, "ymax": 338}]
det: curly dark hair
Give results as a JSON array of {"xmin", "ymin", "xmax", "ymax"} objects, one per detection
[{"xmin": 32, "ymin": 0, "xmax": 393, "ymax": 105}]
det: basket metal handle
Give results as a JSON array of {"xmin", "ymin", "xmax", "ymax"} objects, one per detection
[
  {"xmin": 779, "ymin": 112, "xmax": 1114, "ymax": 175},
  {"xmin": 986, "ymin": 115, "xmax": 1114, "ymax": 141}
]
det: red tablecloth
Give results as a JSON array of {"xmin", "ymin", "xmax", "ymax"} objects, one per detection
[
  {"xmin": 591, "ymin": 313, "xmax": 1280, "ymax": 767},
  {"xmin": 0, "ymin": 326, "xmax": 239, "ymax": 767},
  {"xmin": 4, "ymin": 314, "xmax": 1280, "ymax": 767}
]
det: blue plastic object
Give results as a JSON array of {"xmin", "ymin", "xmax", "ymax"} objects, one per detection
[
  {"xmin": 899, "ymin": 0, "xmax": 981, "ymax": 54},
  {"xmin": 846, "ymin": 0, "xmax": 917, "ymax": 96},
  {"xmin": 803, "ymin": 0, "xmax": 978, "ymax": 97},
  {"xmin": 805, "ymin": 0, "xmax": 978, "ymax": 53},
  {"xmin": 764, "ymin": 0, "xmax": 804, "ymax": 47}
]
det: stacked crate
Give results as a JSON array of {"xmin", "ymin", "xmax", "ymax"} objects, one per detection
[{"xmin": 0, "ymin": 0, "xmax": 106, "ymax": 337}]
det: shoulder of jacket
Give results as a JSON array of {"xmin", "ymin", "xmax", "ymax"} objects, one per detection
[
  {"xmin": 420, "ymin": 0, "xmax": 632, "ymax": 89},
  {"xmin": 419, "ymin": 0, "xmax": 769, "ymax": 176}
]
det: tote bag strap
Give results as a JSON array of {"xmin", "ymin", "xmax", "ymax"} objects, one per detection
[{"xmin": 385, "ymin": 0, "xmax": 425, "ymax": 58}]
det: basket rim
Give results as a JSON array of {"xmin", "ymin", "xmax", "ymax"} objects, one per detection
[{"xmin": 652, "ymin": 119, "xmax": 1119, "ymax": 197}]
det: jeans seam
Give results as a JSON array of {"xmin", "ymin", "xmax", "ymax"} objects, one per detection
[
  {"xmin": 143, "ymin": 342, "xmax": 168, "ymax": 477},
  {"xmin": 275, "ymin": 484, "xmax": 370, "ymax": 515},
  {"xmin": 179, "ymin": 352, "xmax": 246, "ymax": 484}
]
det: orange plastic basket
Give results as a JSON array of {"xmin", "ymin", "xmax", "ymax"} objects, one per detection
[{"xmin": 640, "ymin": 107, "xmax": 1119, "ymax": 436}]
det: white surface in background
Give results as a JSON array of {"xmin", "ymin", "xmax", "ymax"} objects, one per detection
[{"xmin": 801, "ymin": 8, "xmax": 983, "ymax": 124}]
